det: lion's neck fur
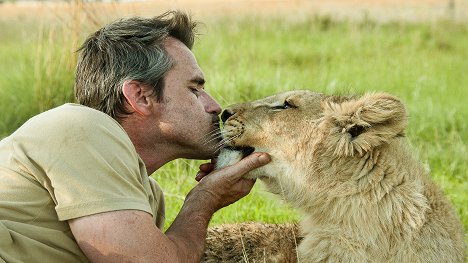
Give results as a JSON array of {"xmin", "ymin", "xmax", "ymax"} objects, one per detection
[{"xmin": 263, "ymin": 139, "xmax": 430, "ymax": 253}]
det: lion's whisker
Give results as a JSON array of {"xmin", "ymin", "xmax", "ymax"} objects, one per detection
[
  {"xmin": 200, "ymin": 128, "xmax": 224, "ymax": 147},
  {"xmin": 202, "ymin": 134, "xmax": 223, "ymax": 146},
  {"xmin": 207, "ymin": 128, "xmax": 222, "ymax": 136},
  {"xmin": 213, "ymin": 134, "xmax": 241, "ymax": 153}
]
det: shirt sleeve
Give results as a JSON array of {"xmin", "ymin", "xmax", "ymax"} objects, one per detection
[{"xmin": 12, "ymin": 105, "xmax": 153, "ymax": 221}]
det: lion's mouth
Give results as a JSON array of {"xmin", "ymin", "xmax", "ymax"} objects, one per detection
[
  {"xmin": 215, "ymin": 145, "xmax": 256, "ymax": 169},
  {"xmin": 225, "ymin": 146, "xmax": 255, "ymax": 158}
]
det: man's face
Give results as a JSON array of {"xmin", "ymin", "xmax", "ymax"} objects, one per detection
[{"xmin": 154, "ymin": 37, "xmax": 222, "ymax": 160}]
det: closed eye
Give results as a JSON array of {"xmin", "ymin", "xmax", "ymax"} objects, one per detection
[{"xmin": 189, "ymin": 87, "xmax": 200, "ymax": 96}]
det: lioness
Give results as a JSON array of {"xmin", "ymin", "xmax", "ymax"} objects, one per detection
[{"xmin": 204, "ymin": 91, "xmax": 465, "ymax": 262}]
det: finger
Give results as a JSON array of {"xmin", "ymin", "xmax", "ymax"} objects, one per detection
[
  {"xmin": 199, "ymin": 163, "xmax": 215, "ymax": 173},
  {"xmin": 195, "ymin": 171, "xmax": 208, "ymax": 182},
  {"xmin": 218, "ymin": 152, "xmax": 271, "ymax": 180}
]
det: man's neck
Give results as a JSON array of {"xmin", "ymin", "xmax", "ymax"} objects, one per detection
[
  {"xmin": 135, "ymin": 143, "xmax": 177, "ymax": 175},
  {"xmin": 120, "ymin": 116, "xmax": 177, "ymax": 175}
]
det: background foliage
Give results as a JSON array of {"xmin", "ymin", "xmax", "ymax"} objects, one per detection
[{"xmin": 0, "ymin": 3, "xmax": 466, "ymax": 245}]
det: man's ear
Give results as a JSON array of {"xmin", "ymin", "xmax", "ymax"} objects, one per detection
[
  {"xmin": 122, "ymin": 80, "xmax": 154, "ymax": 116},
  {"xmin": 321, "ymin": 93, "xmax": 407, "ymax": 157}
]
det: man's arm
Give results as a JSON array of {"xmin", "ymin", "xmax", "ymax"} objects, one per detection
[{"xmin": 69, "ymin": 152, "xmax": 270, "ymax": 263}]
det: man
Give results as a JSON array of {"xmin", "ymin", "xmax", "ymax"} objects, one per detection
[{"xmin": 0, "ymin": 11, "xmax": 270, "ymax": 262}]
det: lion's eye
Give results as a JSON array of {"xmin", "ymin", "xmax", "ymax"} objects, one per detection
[
  {"xmin": 283, "ymin": 100, "xmax": 293, "ymax": 109},
  {"xmin": 272, "ymin": 100, "xmax": 295, "ymax": 111}
]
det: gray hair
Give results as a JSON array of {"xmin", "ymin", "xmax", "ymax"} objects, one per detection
[{"xmin": 74, "ymin": 11, "xmax": 197, "ymax": 120}]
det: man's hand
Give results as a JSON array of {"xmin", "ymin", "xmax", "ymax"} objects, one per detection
[{"xmin": 190, "ymin": 152, "xmax": 271, "ymax": 213}]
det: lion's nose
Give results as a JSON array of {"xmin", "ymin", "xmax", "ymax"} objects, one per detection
[{"xmin": 221, "ymin": 109, "xmax": 233, "ymax": 123}]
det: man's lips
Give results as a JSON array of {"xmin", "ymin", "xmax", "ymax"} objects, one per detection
[
  {"xmin": 211, "ymin": 118, "xmax": 221, "ymax": 132},
  {"xmin": 211, "ymin": 115, "xmax": 221, "ymax": 125}
]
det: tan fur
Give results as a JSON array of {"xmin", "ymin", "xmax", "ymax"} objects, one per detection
[{"xmin": 208, "ymin": 91, "xmax": 465, "ymax": 263}]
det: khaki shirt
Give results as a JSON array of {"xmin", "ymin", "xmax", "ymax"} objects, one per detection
[{"xmin": 0, "ymin": 104, "xmax": 165, "ymax": 262}]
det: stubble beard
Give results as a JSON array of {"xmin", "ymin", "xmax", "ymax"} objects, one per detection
[{"xmin": 181, "ymin": 115, "xmax": 222, "ymax": 160}]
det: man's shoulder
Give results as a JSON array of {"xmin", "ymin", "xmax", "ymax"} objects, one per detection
[
  {"xmin": 22, "ymin": 104, "xmax": 125, "ymax": 137},
  {"xmin": 4, "ymin": 104, "xmax": 131, "ymax": 151},
  {"xmin": 39, "ymin": 103, "xmax": 119, "ymax": 127}
]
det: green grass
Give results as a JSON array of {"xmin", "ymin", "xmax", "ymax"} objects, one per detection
[{"xmin": 0, "ymin": 15, "xmax": 466, "ymax": 245}]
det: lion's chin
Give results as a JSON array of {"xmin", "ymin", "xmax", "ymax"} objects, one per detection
[
  {"xmin": 243, "ymin": 170, "xmax": 267, "ymax": 180},
  {"xmin": 215, "ymin": 146, "xmax": 255, "ymax": 170},
  {"xmin": 216, "ymin": 146, "xmax": 278, "ymax": 181}
]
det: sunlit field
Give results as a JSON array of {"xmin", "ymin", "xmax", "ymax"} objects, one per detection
[{"xmin": 0, "ymin": 1, "xmax": 466, "ymax": 246}]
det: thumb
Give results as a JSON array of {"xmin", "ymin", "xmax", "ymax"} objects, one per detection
[{"xmin": 218, "ymin": 152, "xmax": 271, "ymax": 179}]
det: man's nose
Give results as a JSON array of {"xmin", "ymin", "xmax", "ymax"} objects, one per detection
[
  {"xmin": 207, "ymin": 102, "xmax": 222, "ymax": 115},
  {"xmin": 221, "ymin": 109, "xmax": 233, "ymax": 123},
  {"xmin": 204, "ymin": 94, "xmax": 222, "ymax": 115}
]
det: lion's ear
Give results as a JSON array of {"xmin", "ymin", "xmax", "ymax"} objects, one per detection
[{"xmin": 322, "ymin": 93, "xmax": 407, "ymax": 156}]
